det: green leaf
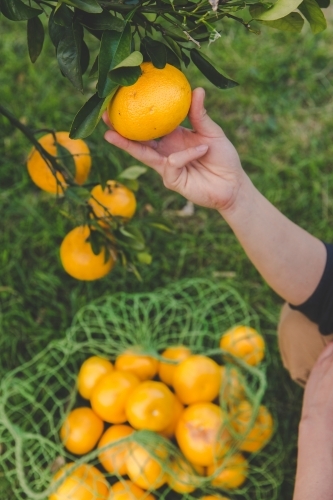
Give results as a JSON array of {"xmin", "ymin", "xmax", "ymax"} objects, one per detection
[
  {"xmin": 111, "ymin": 51, "xmax": 143, "ymax": 70},
  {"xmin": 298, "ymin": 0, "xmax": 327, "ymax": 33},
  {"xmin": 119, "ymin": 178, "xmax": 139, "ymax": 191},
  {"xmin": 81, "ymin": 40, "xmax": 90, "ymax": 75},
  {"xmin": 57, "ymin": 21, "xmax": 83, "ymax": 91},
  {"xmin": 88, "ymin": 229, "xmax": 103, "ymax": 255},
  {"xmin": 181, "ymin": 50, "xmax": 191, "ymax": 68},
  {"xmin": 56, "ymin": 142, "xmax": 76, "ymax": 178},
  {"xmin": 49, "ymin": 10, "xmax": 67, "ymax": 48},
  {"xmin": 149, "ymin": 222, "xmax": 174, "ymax": 233},
  {"xmin": 137, "ymin": 252, "xmax": 152, "ymax": 264},
  {"xmin": 70, "ymin": 89, "xmax": 118, "ymax": 139},
  {"xmin": 77, "ymin": 11, "xmax": 125, "ymax": 31},
  {"xmin": 258, "ymin": 12, "xmax": 304, "ymax": 32},
  {"xmin": 53, "ymin": 3, "xmax": 73, "ymax": 27},
  {"xmin": 190, "ymin": 49, "xmax": 238, "ymax": 90},
  {"xmin": 118, "ymin": 166, "xmax": 147, "ymax": 180},
  {"xmin": 89, "ymin": 55, "xmax": 99, "ymax": 77},
  {"xmin": 250, "ymin": 0, "xmax": 303, "ymax": 20},
  {"xmin": 141, "ymin": 37, "xmax": 167, "ymax": 69},
  {"xmin": 27, "ymin": 16, "xmax": 44, "ymax": 63},
  {"xmin": 315, "ymin": 0, "xmax": 329, "ymax": 7},
  {"xmin": 165, "ymin": 36, "xmax": 182, "ymax": 59},
  {"xmin": 97, "ymin": 24, "xmax": 132, "ymax": 98},
  {"xmin": 0, "ymin": 0, "xmax": 41, "ymax": 20},
  {"xmin": 109, "ymin": 66, "xmax": 141, "ymax": 86},
  {"xmin": 61, "ymin": 0, "xmax": 102, "ymax": 14}
]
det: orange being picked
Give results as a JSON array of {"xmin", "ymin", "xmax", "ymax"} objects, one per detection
[
  {"xmin": 98, "ymin": 424, "xmax": 134, "ymax": 474},
  {"xmin": 125, "ymin": 380, "xmax": 175, "ymax": 432},
  {"xmin": 175, "ymin": 402, "xmax": 231, "ymax": 467},
  {"xmin": 60, "ymin": 226, "xmax": 115, "ymax": 281},
  {"xmin": 77, "ymin": 356, "xmax": 113, "ymax": 400},
  {"xmin": 107, "ymin": 62, "xmax": 192, "ymax": 141},
  {"xmin": 115, "ymin": 351, "xmax": 158, "ymax": 381},
  {"xmin": 91, "ymin": 370, "xmax": 140, "ymax": 423},
  {"xmin": 108, "ymin": 480, "xmax": 155, "ymax": 500},
  {"xmin": 231, "ymin": 401, "xmax": 274, "ymax": 452},
  {"xmin": 158, "ymin": 395, "xmax": 184, "ymax": 439},
  {"xmin": 126, "ymin": 443, "xmax": 168, "ymax": 490},
  {"xmin": 220, "ymin": 326, "xmax": 265, "ymax": 366},
  {"xmin": 167, "ymin": 458, "xmax": 204, "ymax": 493},
  {"xmin": 27, "ymin": 132, "xmax": 91, "ymax": 194},
  {"xmin": 89, "ymin": 181, "xmax": 136, "ymax": 225},
  {"xmin": 207, "ymin": 452, "xmax": 248, "ymax": 489},
  {"xmin": 220, "ymin": 366, "xmax": 245, "ymax": 405},
  {"xmin": 49, "ymin": 463, "xmax": 109, "ymax": 500},
  {"xmin": 60, "ymin": 407, "xmax": 104, "ymax": 455},
  {"xmin": 172, "ymin": 355, "xmax": 221, "ymax": 405},
  {"xmin": 158, "ymin": 345, "xmax": 191, "ymax": 386}
]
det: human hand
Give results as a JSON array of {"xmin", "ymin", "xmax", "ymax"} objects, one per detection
[
  {"xmin": 103, "ymin": 87, "xmax": 247, "ymax": 213},
  {"xmin": 301, "ymin": 342, "xmax": 333, "ymax": 430}
]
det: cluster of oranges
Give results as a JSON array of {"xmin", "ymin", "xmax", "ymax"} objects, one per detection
[
  {"xmin": 26, "ymin": 132, "xmax": 137, "ymax": 280},
  {"xmin": 50, "ymin": 325, "xmax": 273, "ymax": 500}
]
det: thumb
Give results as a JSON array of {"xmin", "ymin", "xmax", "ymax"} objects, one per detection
[
  {"xmin": 189, "ymin": 87, "xmax": 224, "ymax": 138},
  {"xmin": 163, "ymin": 144, "xmax": 209, "ymax": 189}
]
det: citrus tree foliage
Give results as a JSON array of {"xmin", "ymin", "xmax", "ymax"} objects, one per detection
[{"xmin": 0, "ymin": 0, "xmax": 329, "ymax": 139}]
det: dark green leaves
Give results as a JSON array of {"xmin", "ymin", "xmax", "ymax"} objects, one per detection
[
  {"xmin": 61, "ymin": 0, "xmax": 102, "ymax": 14},
  {"xmin": 76, "ymin": 11, "xmax": 125, "ymax": 31},
  {"xmin": 315, "ymin": 0, "xmax": 330, "ymax": 7},
  {"xmin": 299, "ymin": 0, "xmax": 327, "ymax": 33},
  {"xmin": 0, "ymin": 0, "xmax": 41, "ymax": 20},
  {"xmin": 57, "ymin": 21, "xmax": 84, "ymax": 91},
  {"xmin": 27, "ymin": 16, "xmax": 44, "ymax": 63},
  {"xmin": 118, "ymin": 166, "xmax": 147, "ymax": 180},
  {"xmin": 250, "ymin": 0, "xmax": 303, "ymax": 20},
  {"xmin": 190, "ymin": 49, "xmax": 238, "ymax": 89},
  {"xmin": 141, "ymin": 37, "xmax": 167, "ymax": 69},
  {"xmin": 258, "ymin": 12, "xmax": 304, "ymax": 32}
]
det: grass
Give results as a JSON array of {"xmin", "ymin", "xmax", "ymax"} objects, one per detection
[{"xmin": 1, "ymin": 9, "xmax": 333, "ymax": 499}]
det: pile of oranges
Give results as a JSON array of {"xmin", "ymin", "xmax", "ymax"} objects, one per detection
[
  {"xmin": 26, "ymin": 132, "xmax": 137, "ymax": 281},
  {"xmin": 51, "ymin": 325, "xmax": 273, "ymax": 500}
]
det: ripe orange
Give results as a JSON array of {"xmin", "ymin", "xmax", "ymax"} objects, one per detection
[
  {"xmin": 126, "ymin": 443, "xmax": 168, "ymax": 490},
  {"xmin": 107, "ymin": 62, "xmax": 192, "ymax": 141},
  {"xmin": 115, "ymin": 351, "xmax": 158, "ymax": 381},
  {"xmin": 207, "ymin": 452, "xmax": 248, "ymax": 489},
  {"xmin": 220, "ymin": 326, "xmax": 265, "ymax": 366},
  {"xmin": 60, "ymin": 407, "xmax": 104, "ymax": 455},
  {"xmin": 220, "ymin": 366, "xmax": 245, "ymax": 405},
  {"xmin": 125, "ymin": 380, "xmax": 175, "ymax": 432},
  {"xmin": 172, "ymin": 355, "xmax": 221, "ymax": 405},
  {"xmin": 231, "ymin": 401, "xmax": 274, "ymax": 452},
  {"xmin": 89, "ymin": 181, "xmax": 136, "ymax": 225},
  {"xmin": 98, "ymin": 424, "xmax": 134, "ymax": 474},
  {"xmin": 158, "ymin": 395, "xmax": 184, "ymax": 439},
  {"xmin": 27, "ymin": 132, "xmax": 91, "ymax": 194},
  {"xmin": 49, "ymin": 463, "xmax": 109, "ymax": 500},
  {"xmin": 175, "ymin": 402, "xmax": 231, "ymax": 467},
  {"xmin": 77, "ymin": 356, "xmax": 113, "ymax": 400},
  {"xmin": 158, "ymin": 345, "xmax": 191, "ymax": 386},
  {"xmin": 108, "ymin": 480, "xmax": 155, "ymax": 500},
  {"xmin": 60, "ymin": 226, "xmax": 115, "ymax": 281},
  {"xmin": 167, "ymin": 458, "xmax": 204, "ymax": 493},
  {"xmin": 91, "ymin": 370, "xmax": 140, "ymax": 423}
]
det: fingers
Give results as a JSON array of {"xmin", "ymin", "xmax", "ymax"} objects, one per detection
[
  {"xmin": 189, "ymin": 87, "xmax": 224, "ymax": 138},
  {"xmin": 163, "ymin": 144, "xmax": 208, "ymax": 189}
]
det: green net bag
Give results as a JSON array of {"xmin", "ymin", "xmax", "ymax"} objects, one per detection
[{"xmin": 0, "ymin": 278, "xmax": 285, "ymax": 500}]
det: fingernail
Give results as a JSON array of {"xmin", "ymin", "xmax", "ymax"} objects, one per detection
[{"xmin": 196, "ymin": 144, "xmax": 208, "ymax": 152}]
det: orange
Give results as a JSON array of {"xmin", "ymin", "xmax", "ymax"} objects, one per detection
[
  {"xmin": 158, "ymin": 345, "xmax": 191, "ymax": 386},
  {"xmin": 167, "ymin": 458, "xmax": 204, "ymax": 493},
  {"xmin": 231, "ymin": 401, "xmax": 274, "ymax": 452},
  {"xmin": 98, "ymin": 424, "xmax": 134, "ymax": 475},
  {"xmin": 220, "ymin": 326, "xmax": 265, "ymax": 366},
  {"xmin": 126, "ymin": 443, "xmax": 168, "ymax": 490},
  {"xmin": 108, "ymin": 480, "xmax": 155, "ymax": 500},
  {"xmin": 175, "ymin": 402, "xmax": 231, "ymax": 467},
  {"xmin": 125, "ymin": 380, "xmax": 175, "ymax": 432},
  {"xmin": 220, "ymin": 366, "xmax": 245, "ymax": 405},
  {"xmin": 60, "ymin": 226, "xmax": 115, "ymax": 281},
  {"xmin": 49, "ymin": 463, "xmax": 109, "ymax": 500},
  {"xmin": 77, "ymin": 356, "xmax": 113, "ymax": 400},
  {"xmin": 115, "ymin": 351, "xmax": 158, "ymax": 381},
  {"xmin": 91, "ymin": 370, "xmax": 140, "ymax": 423},
  {"xmin": 107, "ymin": 62, "xmax": 192, "ymax": 141},
  {"xmin": 27, "ymin": 132, "xmax": 91, "ymax": 194},
  {"xmin": 172, "ymin": 355, "xmax": 221, "ymax": 405},
  {"xmin": 207, "ymin": 452, "xmax": 248, "ymax": 489},
  {"xmin": 158, "ymin": 395, "xmax": 184, "ymax": 438},
  {"xmin": 60, "ymin": 407, "xmax": 104, "ymax": 455},
  {"xmin": 89, "ymin": 181, "xmax": 136, "ymax": 225}
]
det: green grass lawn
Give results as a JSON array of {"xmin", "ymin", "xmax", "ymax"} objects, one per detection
[{"xmin": 1, "ymin": 9, "xmax": 333, "ymax": 499}]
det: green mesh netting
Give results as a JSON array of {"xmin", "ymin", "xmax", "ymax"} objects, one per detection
[{"xmin": 0, "ymin": 278, "xmax": 285, "ymax": 500}]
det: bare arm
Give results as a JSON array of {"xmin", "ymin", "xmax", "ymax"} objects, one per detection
[{"xmin": 103, "ymin": 87, "xmax": 326, "ymax": 305}]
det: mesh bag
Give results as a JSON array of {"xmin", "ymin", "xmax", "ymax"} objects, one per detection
[{"xmin": 0, "ymin": 278, "xmax": 285, "ymax": 500}]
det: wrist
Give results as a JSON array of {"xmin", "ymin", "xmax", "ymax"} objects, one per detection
[{"xmin": 217, "ymin": 172, "xmax": 257, "ymax": 221}]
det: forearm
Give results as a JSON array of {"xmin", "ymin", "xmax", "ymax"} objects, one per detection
[
  {"xmin": 219, "ymin": 174, "xmax": 327, "ymax": 305},
  {"xmin": 293, "ymin": 419, "xmax": 333, "ymax": 500}
]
